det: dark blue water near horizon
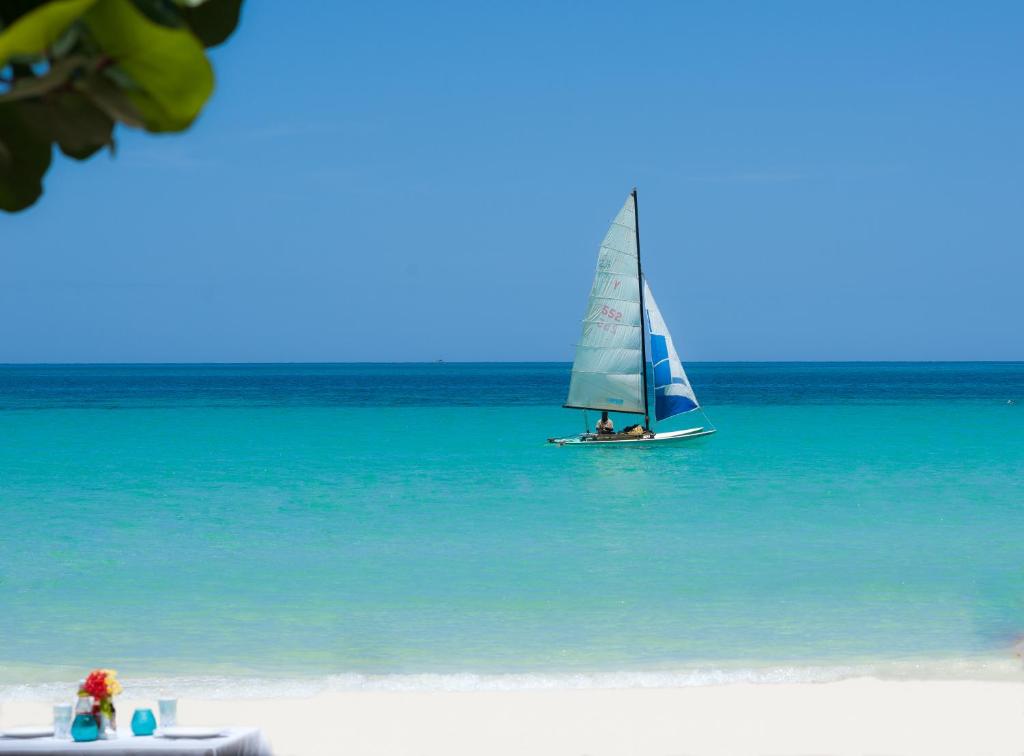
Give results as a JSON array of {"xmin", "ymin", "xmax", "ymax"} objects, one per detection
[{"xmin": 0, "ymin": 362, "xmax": 1021, "ymax": 410}]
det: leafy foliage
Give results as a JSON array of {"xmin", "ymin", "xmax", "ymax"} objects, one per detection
[{"xmin": 0, "ymin": 0, "xmax": 243, "ymax": 212}]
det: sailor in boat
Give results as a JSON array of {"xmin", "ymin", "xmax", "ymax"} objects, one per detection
[{"xmin": 592, "ymin": 412, "xmax": 651, "ymax": 440}]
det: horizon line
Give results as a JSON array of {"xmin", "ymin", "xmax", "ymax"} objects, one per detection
[{"xmin": 1, "ymin": 360, "xmax": 1022, "ymax": 367}]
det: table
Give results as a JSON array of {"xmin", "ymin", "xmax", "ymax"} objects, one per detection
[{"xmin": 0, "ymin": 728, "xmax": 271, "ymax": 756}]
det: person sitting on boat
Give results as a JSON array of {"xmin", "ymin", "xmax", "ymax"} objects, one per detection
[{"xmin": 596, "ymin": 411, "xmax": 614, "ymax": 434}]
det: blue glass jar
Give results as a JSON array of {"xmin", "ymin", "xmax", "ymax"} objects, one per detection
[
  {"xmin": 71, "ymin": 712, "xmax": 99, "ymax": 742},
  {"xmin": 131, "ymin": 708, "xmax": 157, "ymax": 736}
]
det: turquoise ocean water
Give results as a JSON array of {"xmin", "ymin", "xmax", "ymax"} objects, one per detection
[{"xmin": 1, "ymin": 362, "xmax": 1022, "ymax": 696}]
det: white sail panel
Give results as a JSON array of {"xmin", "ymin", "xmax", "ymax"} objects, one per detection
[
  {"xmin": 565, "ymin": 370, "xmax": 644, "ymax": 413},
  {"xmin": 571, "ymin": 345, "xmax": 643, "ymax": 375},
  {"xmin": 579, "ymin": 321, "xmax": 640, "ymax": 350},
  {"xmin": 582, "ymin": 298, "xmax": 641, "ymax": 328},
  {"xmin": 643, "ymin": 280, "xmax": 699, "ymax": 420},
  {"xmin": 565, "ymin": 195, "xmax": 646, "ymax": 414},
  {"xmin": 590, "ymin": 271, "xmax": 640, "ymax": 301}
]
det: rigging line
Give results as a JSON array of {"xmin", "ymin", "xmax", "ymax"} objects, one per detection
[{"xmin": 698, "ymin": 406, "xmax": 717, "ymax": 431}]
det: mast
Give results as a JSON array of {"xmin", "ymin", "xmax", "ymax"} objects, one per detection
[{"xmin": 633, "ymin": 187, "xmax": 651, "ymax": 430}]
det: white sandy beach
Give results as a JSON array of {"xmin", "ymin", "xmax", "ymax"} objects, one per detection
[{"xmin": 3, "ymin": 679, "xmax": 1023, "ymax": 755}]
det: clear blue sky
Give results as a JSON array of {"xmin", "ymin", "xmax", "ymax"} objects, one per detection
[{"xmin": 2, "ymin": 1, "xmax": 1021, "ymax": 362}]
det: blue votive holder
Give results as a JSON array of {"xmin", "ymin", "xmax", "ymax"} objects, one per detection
[
  {"xmin": 131, "ymin": 708, "xmax": 157, "ymax": 736},
  {"xmin": 71, "ymin": 713, "xmax": 99, "ymax": 742}
]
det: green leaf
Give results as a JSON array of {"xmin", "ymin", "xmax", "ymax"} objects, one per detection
[
  {"xmin": 0, "ymin": 0, "xmax": 97, "ymax": 65},
  {"xmin": 177, "ymin": 0, "xmax": 242, "ymax": 48},
  {"xmin": 19, "ymin": 90, "xmax": 113, "ymax": 159},
  {"xmin": 129, "ymin": 0, "xmax": 186, "ymax": 29},
  {"xmin": 0, "ymin": 102, "xmax": 52, "ymax": 212},
  {"xmin": 49, "ymin": 17, "xmax": 82, "ymax": 56},
  {"xmin": 83, "ymin": 0, "xmax": 214, "ymax": 132},
  {"xmin": 75, "ymin": 70, "xmax": 144, "ymax": 128}
]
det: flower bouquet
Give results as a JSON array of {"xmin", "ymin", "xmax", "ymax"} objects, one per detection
[{"xmin": 79, "ymin": 669, "xmax": 122, "ymax": 738}]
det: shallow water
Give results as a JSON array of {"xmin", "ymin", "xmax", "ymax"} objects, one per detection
[{"xmin": 1, "ymin": 363, "xmax": 1022, "ymax": 692}]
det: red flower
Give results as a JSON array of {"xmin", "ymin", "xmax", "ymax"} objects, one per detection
[{"xmin": 83, "ymin": 670, "xmax": 109, "ymax": 701}]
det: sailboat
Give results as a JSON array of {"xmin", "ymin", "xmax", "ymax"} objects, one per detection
[{"xmin": 548, "ymin": 189, "xmax": 716, "ymax": 446}]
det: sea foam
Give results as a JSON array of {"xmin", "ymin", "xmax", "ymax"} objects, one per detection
[{"xmin": 3, "ymin": 657, "xmax": 1020, "ymax": 701}]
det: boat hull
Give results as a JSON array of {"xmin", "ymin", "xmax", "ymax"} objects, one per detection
[{"xmin": 547, "ymin": 427, "xmax": 715, "ymax": 446}]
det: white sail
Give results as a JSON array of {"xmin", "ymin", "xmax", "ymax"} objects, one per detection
[
  {"xmin": 643, "ymin": 280, "xmax": 699, "ymax": 420},
  {"xmin": 564, "ymin": 195, "xmax": 646, "ymax": 414}
]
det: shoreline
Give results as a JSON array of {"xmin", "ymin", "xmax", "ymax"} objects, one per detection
[
  {"xmin": 3, "ymin": 678, "xmax": 1023, "ymax": 755},
  {"xmin": 3, "ymin": 655, "xmax": 1022, "ymax": 700}
]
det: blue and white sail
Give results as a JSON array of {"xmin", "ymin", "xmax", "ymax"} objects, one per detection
[
  {"xmin": 564, "ymin": 196, "xmax": 646, "ymax": 414},
  {"xmin": 643, "ymin": 280, "xmax": 699, "ymax": 420}
]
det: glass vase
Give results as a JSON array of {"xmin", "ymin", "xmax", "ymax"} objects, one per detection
[
  {"xmin": 71, "ymin": 713, "xmax": 99, "ymax": 742},
  {"xmin": 131, "ymin": 708, "xmax": 157, "ymax": 736},
  {"xmin": 98, "ymin": 706, "xmax": 116, "ymax": 739}
]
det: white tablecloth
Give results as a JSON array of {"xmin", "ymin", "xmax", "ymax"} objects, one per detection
[{"xmin": 0, "ymin": 728, "xmax": 270, "ymax": 756}]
